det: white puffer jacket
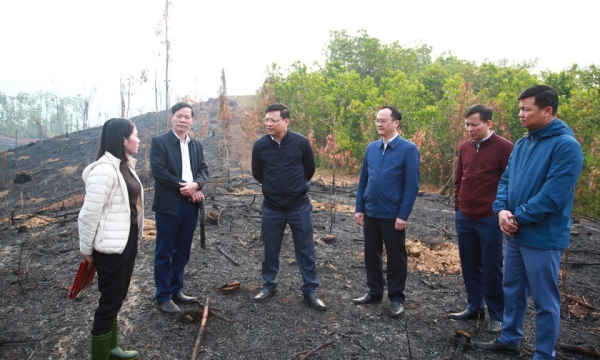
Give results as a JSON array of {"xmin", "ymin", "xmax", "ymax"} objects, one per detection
[{"xmin": 79, "ymin": 152, "xmax": 144, "ymax": 255}]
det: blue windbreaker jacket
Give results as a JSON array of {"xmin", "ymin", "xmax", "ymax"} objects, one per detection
[
  {"xmin": 493, "ymin": 119, "xmax": 584, "ymax": 249},
  {"xmin": 356, "ymin": 135, "xmax": 420, "ymax": 220}
]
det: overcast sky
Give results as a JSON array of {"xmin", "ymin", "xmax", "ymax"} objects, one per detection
[{"xmin": 1, "ymin": 0, "xmax": 598, "ymax": 126}]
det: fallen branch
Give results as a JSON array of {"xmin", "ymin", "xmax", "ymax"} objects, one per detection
[
  {"xmin": 217, "ymin": 246, "xmax": 240, "ymax": 266},
  {"xmin": 563, "ymin": 294, "xmax": 598, "ymax": 310},
  {"xmin": 298, "ymin": 339, "xmax": 334, "ymax": 359},
  {"xmin": 297, "ymin": 332, "xmax": 355, "ymax": 359},
  {"xmin": 559, "ymin": 343, "xmax": 600, "ymax": 357},
  {"xmin": 196, "ymin": 300, "xmax": 234, "ymax": 323},
  {"xmin": 190, "ymin": 297, "xmax": 210, "ymax": 360},
  {"xmin": 563, "ymin": 262, "xmax": 600, "ymax": 266},
  {"xmin": 0, "ymin": 339, "xmax": 42, "ymax": 345}
]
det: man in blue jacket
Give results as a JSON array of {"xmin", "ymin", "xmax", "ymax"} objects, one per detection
[
  {"xmin": 354, "ymin": 105, "xmax": 420, "ymax": 317},
  {"xmin": 150, "ymin": 102, "xmax": 209, "ymax": 314},
  {"xmin": 474, "ymin": 85, "xmax": 583, "ymax": 359},
  {"xmin": 251, "ymin": 103, "xmax": 326, "ymax": 311}
]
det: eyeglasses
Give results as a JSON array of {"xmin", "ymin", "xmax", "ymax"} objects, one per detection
[
  {"xmin": 264, "ymin": 118, "xmax": 284, "ymax": 124},
  {"xmin": 375, "ymin": 118, "xmax": 398, "ymax": 124}
]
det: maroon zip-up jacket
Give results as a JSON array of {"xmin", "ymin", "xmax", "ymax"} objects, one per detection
[{"xmin": 454, "ymin": 133, "xmax": 513, "ymax": 219}]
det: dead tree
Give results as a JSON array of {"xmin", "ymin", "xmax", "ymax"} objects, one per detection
[
  {"xmin": 156, "ymin": 0, "xmax": 172, "ymax": 131},
  {"xmin": 217, "ymin": 69, "xmax": 233, "ymax": 181}
]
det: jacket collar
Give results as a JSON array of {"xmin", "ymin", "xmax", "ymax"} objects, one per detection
[
  {"xmin": 379, "ymin": 133, "xmax": 402, "ymax": 149},
  {"xmin": 103, "ymin": 151, "xmax": 136, "ymax": 169},
  {"xmin": 527, "ymin": 119, "xmax": 574, "ymax": 139}
]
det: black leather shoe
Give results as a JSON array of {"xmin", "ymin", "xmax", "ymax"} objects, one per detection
[
  {"xmin": 353, "ymin": 293, "xmax": 383, "ymax": 305},
  {"xmin": 304, "ymin": 293, "xmax": 327, "ymax": 311},
  {"xmin": 390, "ymin": 302, "xmax": 404, "ymax": 317},
  {"xmin": 173, "ymin": 292, "xmax": 197, "ymax": 304},
  {"xmin": 253, "ymin": 288, "xmax": 277, "ymax": 302},
  {"xmin": 473, "ymin": 339, "xmax": 521, "ymax": 355},
  {"xmin": 158, "ymin": 300, "xmax": 181, "ymax": 314},
  {"xmin": 448, "ymin": 309, "xmax": 485, "ymax": 320}
]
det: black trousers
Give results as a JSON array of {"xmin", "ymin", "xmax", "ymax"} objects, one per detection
[
  {"xmin": 363, "ymin": 215, "xmax": 407, "ymax": 303},
  {"xmin": 92, "ymin": 225, "xmax": 138, "ymax": 335}
]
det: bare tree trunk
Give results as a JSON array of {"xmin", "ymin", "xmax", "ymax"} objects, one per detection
[{"xmin": 164, "ymin": 0, "xmax": 170, "ymax": 132}]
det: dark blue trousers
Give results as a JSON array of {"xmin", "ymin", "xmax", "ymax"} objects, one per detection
[
  {"xmin": 455, "ymin": 209, "xmax": 504, "ymax": 321},
  {"xmin": 261, "ymin": 202, "xmax": 319, "ymax": 295},
  {"xmin": 499, "ymin": 241, "xmax": 563, "ymax": 359},
  {"xmin": 154, "ymin": 199, "xmax": 198, "ymax": 303},
  {"xmin": 363, "ymin": 215, "xmax": 407, "ymax": 303}
]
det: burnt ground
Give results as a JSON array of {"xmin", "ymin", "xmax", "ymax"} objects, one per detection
[{"xmin": 0, "ymin": 98, "xmax": 599, "ymax": 359}]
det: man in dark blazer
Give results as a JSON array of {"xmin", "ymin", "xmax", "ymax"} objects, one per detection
[{"xmin": 150, "ymin": 102, "xmax": 209, "ymax": 314}]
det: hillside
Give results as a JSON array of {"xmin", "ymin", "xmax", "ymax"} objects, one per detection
[{"xmin": 0, "ymin": 99, "xmax": 598, "ymax": 359}]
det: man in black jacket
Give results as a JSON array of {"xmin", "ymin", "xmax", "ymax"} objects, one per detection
[
  {"xmin": 251, "ymin": 103, "xmax": 326, "ymax": 311},
  {"xmin": 150, "ymin": 102, "xmax": 209, "ymax": 314}
]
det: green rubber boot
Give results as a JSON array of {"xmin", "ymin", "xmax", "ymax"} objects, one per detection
[
  {"xmin": 91, "ymin": 331, "xmax": 112, "ymax": 360},
  {"xmin": 109, "ymin": 320, "xmax": 139, "ymax": 360}
]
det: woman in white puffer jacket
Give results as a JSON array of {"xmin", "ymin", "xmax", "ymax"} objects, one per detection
[{"xmin": 78, "ymin": 118, "xmax": 143, "ymax": 360}]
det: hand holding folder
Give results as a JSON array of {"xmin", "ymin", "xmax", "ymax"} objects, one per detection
[{"xmin": 69, "ymin": 258, "xmax": 96, "ymax": 299}]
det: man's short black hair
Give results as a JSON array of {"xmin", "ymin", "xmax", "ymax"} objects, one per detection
[
  {"xmin": 518, "ymin": 85, "xmax": 559, "ymax": 115},
  {"xmin": 171, "ymin": 102, "xmax": 195, "ymax": 117},
  {"xmin": 465, "ymin": 104, "xmax": 493, "ymax": 121},
  {"xmin": 381, "ymin": 105, "xmax": 402, "ymax": 121},
  {"xmin": 266, "ymin": 103, "xmax": 290, "ymax": 119}
]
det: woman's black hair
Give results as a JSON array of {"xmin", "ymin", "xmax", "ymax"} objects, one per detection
[{"xmin": 96, "ymin": 118, "xmax": 135, "ymax": 162}]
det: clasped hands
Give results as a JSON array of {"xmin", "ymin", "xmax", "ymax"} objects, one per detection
[
  {"xmin": 179, "ymin": 181, "xmax": 204, "ymax": 202},
  {"xmin": 498, "ymin": 210, "xmax": 519, "ymax": 237}
]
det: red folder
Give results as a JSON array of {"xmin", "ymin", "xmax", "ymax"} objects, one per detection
[{"xmin": 69, "ymin": 259, "xmax": 96, "ymax": 299}]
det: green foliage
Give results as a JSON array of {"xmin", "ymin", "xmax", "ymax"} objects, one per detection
[
  {"xmin": 261, "ymin": 29, "xmax": 599, "ymax": 218},
  {"xmin": 0, "ymin": 91, "xmax": 85, "ymax": 140}
]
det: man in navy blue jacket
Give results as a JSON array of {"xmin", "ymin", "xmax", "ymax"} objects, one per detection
[
  {"xmin": 251, "ymin": 103, "xmax": 326, "ymax": 311},
  {"xmin": 150, "ymin": 102, "xmax": 209, "ymax": 314},
  {"xmin": 474, "ymin": 86, "xmax": 583, "ymax": 358},
  {"xmin": 354, "ymin": 105, "xmax": 420, "ymax": 317}
]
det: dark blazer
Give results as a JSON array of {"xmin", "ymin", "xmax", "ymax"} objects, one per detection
[{"xmin": 150, "ymin": 130, "xmax": 209, "ymax": 215}]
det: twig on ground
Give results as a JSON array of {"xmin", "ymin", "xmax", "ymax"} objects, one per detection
[
  {"xmin": 296, "ymin": 332, "xmax": 359, "ymax": 359},
  {"xmin": 196, "ymin": 300, "xmax": 234, "ymax": 323},
  {"xmin": 298, "ymin": 339, "xmax": 334, "ymax": 359},
  {"xmin": 559, "ymin": 343, "xmax": 600, "ymax": 357},
  {"xmin": 405, "ymin": 318, "xmax": 413, "ymax": 359},
  {"xmin": 217, "ymin": 246, "xmax": 240, "ymax": 266},
  {"xmin": 190, "ymin": 297, "xmax": 210, "ymax": 360},
  {"xmin": 0, "ymin": 339, "xmax": 42, "ymax": 345}
]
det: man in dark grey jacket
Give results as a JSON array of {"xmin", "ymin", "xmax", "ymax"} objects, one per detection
[
  {"xmin": 251, "ymin": 103, "xmax": 326, "ymax": 311},
  {"xmin": 150, "ymin": 102, "xmax": 209, "ymax": 314}
]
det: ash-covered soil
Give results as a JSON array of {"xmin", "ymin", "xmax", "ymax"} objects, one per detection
[{"xmin": 0, "ymin": 99, "xmax": 598, "ymax": 359}]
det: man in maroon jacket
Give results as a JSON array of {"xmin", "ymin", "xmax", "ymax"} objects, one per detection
[{"xmin": 449, "ymin": 104, "xmax": 513, "ymax": 333}]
